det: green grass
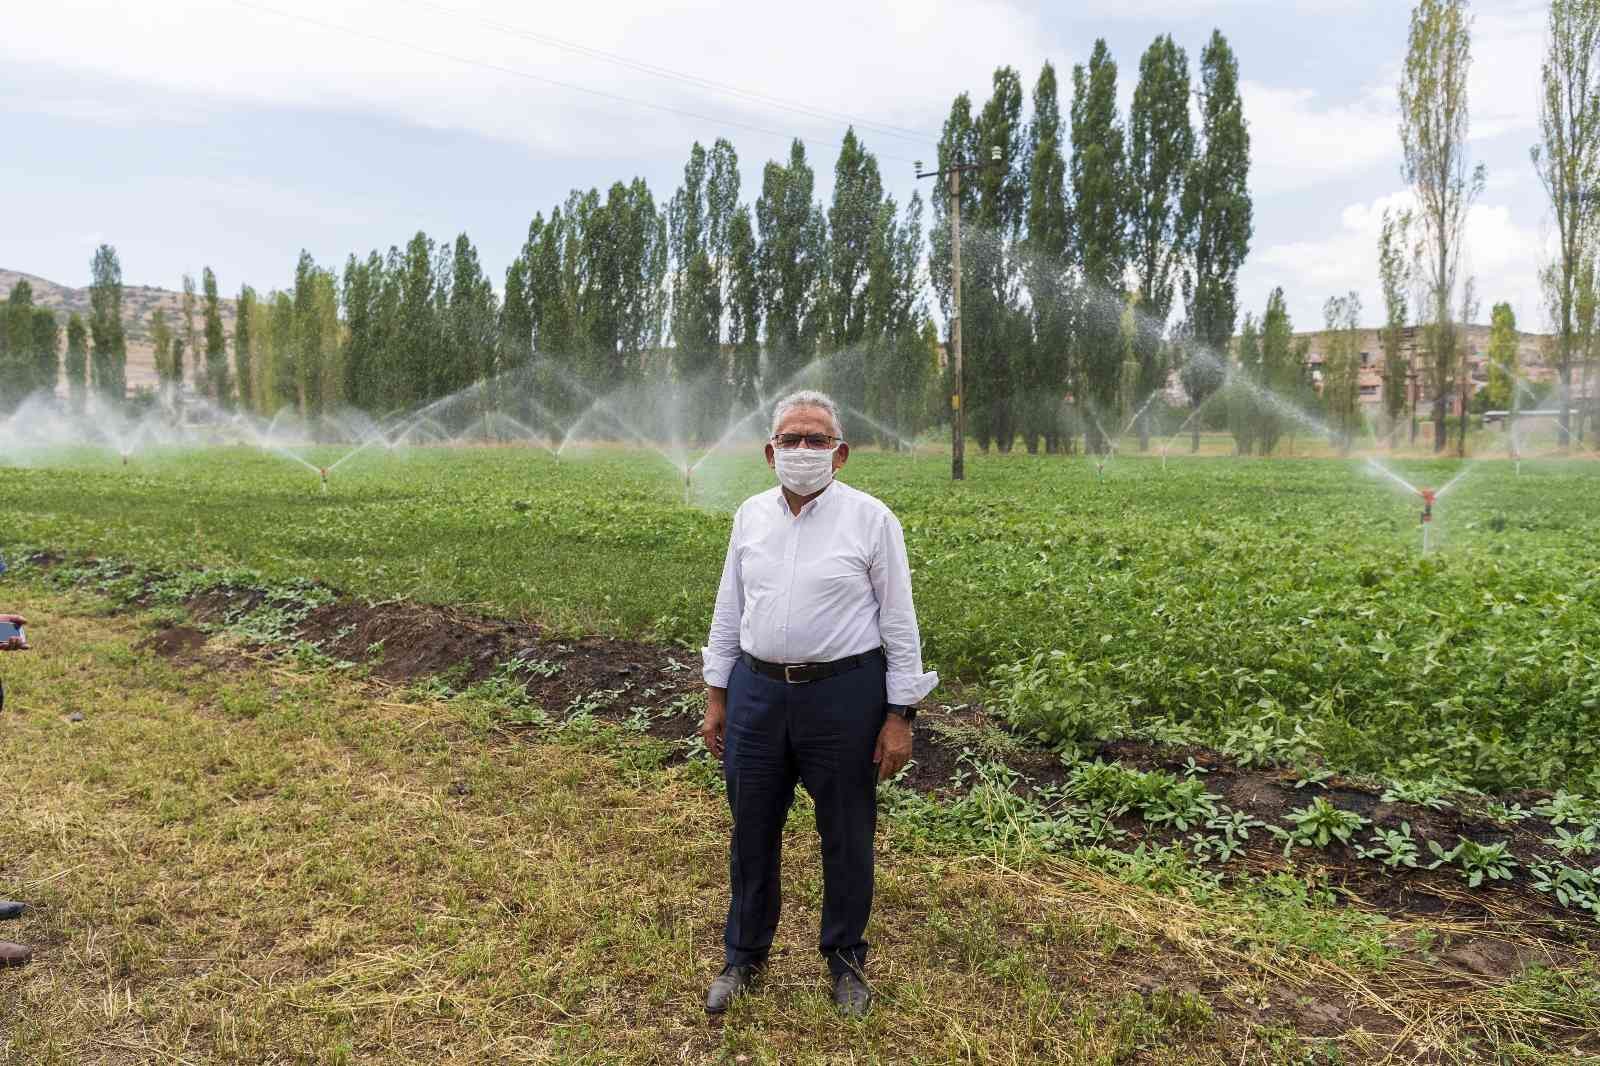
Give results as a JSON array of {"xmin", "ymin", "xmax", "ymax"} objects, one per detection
[
  {"xmin": 3, "ymin": 586, "xmax": 1599, "ymax": 1063},
  {"xmin": 5, "ymin": 443, "xmax": 1600, "ymax": 790}
]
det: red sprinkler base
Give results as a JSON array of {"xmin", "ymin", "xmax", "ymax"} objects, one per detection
[{"xmin": 1418, "ymin": 488, "xmax": 1435, "ymax": 524}]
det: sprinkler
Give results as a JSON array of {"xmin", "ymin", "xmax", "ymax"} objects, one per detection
[
  {"xmin": 120, "ymin": 452, "xmax": 129, "ymax": 467},
  {"xmin": 1095, "ymin": 457, "xmax": 1106, "ymax": 482},
  {"xmin": 684, "ymin": 466, "xmax": 693, "ymax": 502},
  {"xmin": 1418, "ymin": 487, "xmax": 1435, "ymax": 553},
  {"xmin": 319, "ymin": 467, "xmax": 329, "ymax": 493}
]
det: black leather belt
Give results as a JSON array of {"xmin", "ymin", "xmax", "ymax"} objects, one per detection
[{"xmin": 742, "ymin": 648, "xmax": 883, "ymax": 685}]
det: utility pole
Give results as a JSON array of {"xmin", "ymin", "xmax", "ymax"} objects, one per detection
[{"xmin": 917, "ymin": 146, "xmax": 1002, "ymax": 481}]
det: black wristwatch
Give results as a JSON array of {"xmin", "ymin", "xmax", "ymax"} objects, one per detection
[{"xmin": 887, "ymin": 704, "xmax": 917, "ymax": 724}]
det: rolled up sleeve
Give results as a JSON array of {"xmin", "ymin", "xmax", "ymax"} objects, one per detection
[
  {"xmin": 869, "ymin": 511, "xmax": 938, "ymax": 706},
  {"xmin": 701, "ymin": 510, "xmax": 744, "ymax": 688}
]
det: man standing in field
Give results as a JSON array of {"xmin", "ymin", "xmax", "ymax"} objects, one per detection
[{"xmin": 700, "ymin": 389, "xmax": 937, "ymax": 1017}]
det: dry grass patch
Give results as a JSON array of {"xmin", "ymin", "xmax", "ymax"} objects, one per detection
[{"xmin": 0, "ymin": 587, "xmax": 1594, "ymax": 1064}]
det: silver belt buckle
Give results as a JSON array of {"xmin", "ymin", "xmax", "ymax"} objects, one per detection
[{"xmin": 784, "ymin": 663, "xmax": 801, "ymax": 684}]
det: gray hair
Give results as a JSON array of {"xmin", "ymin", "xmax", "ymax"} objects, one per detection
[{"xmin": 770, "ymin": 389, "xmax": 843, "ymax": 439}]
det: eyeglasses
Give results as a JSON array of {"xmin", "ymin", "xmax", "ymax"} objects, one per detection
[{"xmin": 770, "ymin": 433, "xmax": 842, "ymax": 450}]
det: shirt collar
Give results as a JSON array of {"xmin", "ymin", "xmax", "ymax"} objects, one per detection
[{"xmin": 772, "ymin": 479, "xmax": 841, "ymax": 517}]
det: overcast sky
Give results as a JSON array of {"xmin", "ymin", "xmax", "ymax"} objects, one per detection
[{"xmin": 1, "ymin": 0, "xmax": 1558, "ymax": 332}]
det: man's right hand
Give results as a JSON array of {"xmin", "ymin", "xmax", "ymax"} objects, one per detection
[{"xmin": 702, "ymin": 687, "xmax": 728, "ymax": 759}]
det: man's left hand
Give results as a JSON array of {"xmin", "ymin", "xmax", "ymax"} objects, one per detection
[{"xmin": 873, "ymin": 714, "xmax": 913, "ymax": 782}]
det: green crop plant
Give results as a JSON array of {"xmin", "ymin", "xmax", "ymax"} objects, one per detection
[{"xmin": 1274, "ymin": 798, "xmax": 1369, "ymax": 855}]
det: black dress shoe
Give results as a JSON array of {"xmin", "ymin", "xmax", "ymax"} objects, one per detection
[
  {"xmin": 0, "ymin": 901, "xmax": 27, "ymax": 921},
  {"xmin": 832, "ymin": 970, "xmax": 871, "ymax": 1017},
  {"xmin": 705, "ymin": 963, "xmax": 762, "ymax": 1014}
]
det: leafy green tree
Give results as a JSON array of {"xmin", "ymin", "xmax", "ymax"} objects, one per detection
[
  {"xmin": 726, "ymin": 206, "xmax": 762, "ymax": 409},
  {"xmin": 863, "ymin": 191, "xmax": 930, "ymax": 446},
  {"xmin": 150, "ymin": 309, "xmax": 175, "ymax": 395},
  {"xmin": 1258, "ymin": 286, "xmax": 1298, "ymax": 454},
  {"xmin": 671, "ymin": 143, "xmax": 725, "ymax": 438},
  {"xmin": 499, "ymin": 255, "xmax": 532, "ymax": 382},
  {"xmin": 202, "ymin": 267, "xmax": 232, "ymax": 408},
  {"xmin": 1, "ymin": 280, "xmax": 34, "ymax": 406},
  {"xmin": 1400, "ymin": 0, "xmax": 1484, "ymax": 454},
  {"xmin": 181, "ymin": 273, "xmax": 200, "ymax": 395},
  {"xmin": 64, "ymin": 313, "xmax": 88, "ymax": 412},
  {"xmin": 30, "ymin": 308, "xmax": 59, "ymax": 398},
  {"xmin": 930, "ymin": 91, "xmax": 979, "ymax": 443},
  {"xmin": 89, "ymin": 244, "xmax": 128, "ymax": 404},
  {"xmin": 825, "ymin": 128, "xmax": 887, "ymax": 438},
  {"xmin": 1484, "ymin": 301, "xmax": 1519, "ymax": 411},
  {"xmin": 235, "ymin": 285, "xmax": 257, "ymax": 413},
  {"xmin": 963, "ymin": 66, "xmax": 1026, "ymax": 453},
  {"xmin": 395, "ymin": 233, "xmax": 439, "ymax": 410},
  {"xmin": 444, "ymin": 233, "xmax": 499, "ymax": 402},
  {"xmin": 1377, "ymin": 208, "xmax": 1414, "ymax": 443},
  {"xmin": 1532, "ymin": 0, "xmax": 1600, "ymax": 448},
  {"xmin": 1229, "ymin": 312, "xmax": 1260, "ymax": 455},
  {"xmin": 1181, "ymin": 31, "xmax": 1252, "ymax": 453},
  {"xmin": 1321, "ymin": 292, "xmax": 1363, "ymax": 455},
  {"xmin": 1071, "ymin": 41, "xmax": 1128, "ymax": 452},
  {"xmin": 756, "ymin": 140, "xmax": 826, "ymax": 391},
  {"xmin": 1023, "ymin": 62, "xmax": 1071, "ymax": 454},
  {"xmin": 1128, "ymin": 34, "xmax": 1194, "ymax": 450}
]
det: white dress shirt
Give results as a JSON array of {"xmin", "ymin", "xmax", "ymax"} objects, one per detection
[{"xmin": 701, "ymin": 479, "xmax": 938, "ymax": 706}]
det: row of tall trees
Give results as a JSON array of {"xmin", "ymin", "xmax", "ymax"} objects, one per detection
[
  {"xmin": 1380, "ymin": 0, "xmax": 1600, "ymax": 454},
  {"xmin": 930, "ymin": 31, "xmax": 1252, "ymax": 455}
]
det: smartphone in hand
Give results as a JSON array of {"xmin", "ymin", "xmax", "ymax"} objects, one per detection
[{"xmin": 0, "ymin": 622, "xmax": 26, "ymax": 648}]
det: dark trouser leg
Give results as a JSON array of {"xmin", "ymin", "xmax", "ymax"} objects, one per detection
[
  {"xmin": 723, "ymin": 660, "xmax": 796, "ymax": 969},
  {"xmin": 792, "ymin": 659, "xmax": 887, "ymax": 978}
]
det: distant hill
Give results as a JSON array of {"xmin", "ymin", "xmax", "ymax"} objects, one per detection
[{"xmin": 0, "ymin": 268, "xmax": 238, "ymax": 394}]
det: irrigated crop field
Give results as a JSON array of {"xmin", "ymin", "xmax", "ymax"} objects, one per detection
[{"xmin": 4, "ymin": 446, "xmax": 1600, "ymax": 1063}]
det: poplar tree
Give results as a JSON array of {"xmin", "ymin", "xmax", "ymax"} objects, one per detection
[
  {"xmin": 151, "ymin": 309, "xmax": 175, "ymax": 395},
  {"xmin": 203, "ymin": 266, "xmax": 232, "ymax": 407},
  {"xmin": 1400, "ymin": 0, "xmax": 1483, "ymax": 454},
  {"xmin": 1, "ymin": 281, "xmax": 33, "ymax": 405},
  {"xmin": 1229, "ymin": 313, "xmax": 1260, "ymax": 455},
  {"xmin": 671, "ymin": 144, "xmax": 724, "ymax": 437},
  {"xmin": 930, "ymin": 92, "xmax": 980, "ymax": 440},
  {"xmin": 1484, "ymin": 301, "xmax": 1519, "ymax": 411},
  {"xmin": 64, "ymin": 313, "xmax": 88, "ymax": 412},
  {"xmin": 1023, "ymin": 62, "xmax": 1071, "ymax": 453},
  {"xmin": 235, "ymin": 285, "xmax": 256, "ymax": 413},
  {"xmin": 1322, "ymin": 292, "xmax": 1363, "ymax": 455},
  {"xmin": 825, "ymin": 128, "xmax": 887, "ymax": 437},
  {"xmin": 1071, "ymin": 42, "xmax": 1127, "ymax": 453},
  {"xmin": 756, "ymin": 140, "xmax": 826, "ymax": 391},
  {"xmin": 1127, "ymin": 34, "xmax": 1195, "ymax": 449},
  {"xmin": 1181, "ymin": 31, "xmax": 1252, "ymax": 452},
  {"xmin": 1532, "ymin": 0, "xmax": 1600, "ymax": 448},
  {"xmin": 727, "ymin": 206, "xmax": 762, "ymax": 409},
  {"xmin": 88, "ymin": 244, "xmax": 127, "ymax": 404},
  {"xmin": 1258, "ymin": 287, "xmax": 1297, "ymax": 454},
  {"xmin": 181, "ymin": 273, "xmax": 200, "ymax": 395},
  {"xmin": 30, "ymin": 309, "xmax": 59, "ymax": 398},
  {"xmin": 1377, "ymin": 208, "xmax": 1414, "ymax": 443}
]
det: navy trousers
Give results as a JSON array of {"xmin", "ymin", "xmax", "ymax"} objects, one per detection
[{"xmin": 722, "ymin": 653, "xmax": 887, "ymax": 978}]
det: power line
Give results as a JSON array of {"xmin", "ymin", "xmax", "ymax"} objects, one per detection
[
  {"xmin": 397, "ymin": 0, "xmax": 939, "ymax": 149},
  {"xmin": 231, "ymin": 0, "xmax": 927, "ymax": 166}
]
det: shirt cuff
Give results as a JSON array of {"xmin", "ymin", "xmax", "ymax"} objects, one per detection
[
  {"xmin": 702, "ymin": 647, "xmax": 739, "ymax": 688},
  {"xmin": 886, "ymin": 669, "xmax": 939, "ymax": 707}
]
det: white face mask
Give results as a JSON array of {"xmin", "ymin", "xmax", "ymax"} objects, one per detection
[{"xmin": 773, "ymin": 445, "xmax": 838, "ymax": 495}]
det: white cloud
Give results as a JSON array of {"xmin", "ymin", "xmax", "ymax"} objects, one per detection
[
  {"xmin": 1, "ymin": 0, "xmax": 1047, "ymax": 164},
  {"xmin": 1247, "ymin": 185, "xmax": 1552, "ymax": 332},
  {"xmin": 1241, "ymin": 80, "xmax": 1399, "ymax": 195}
]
